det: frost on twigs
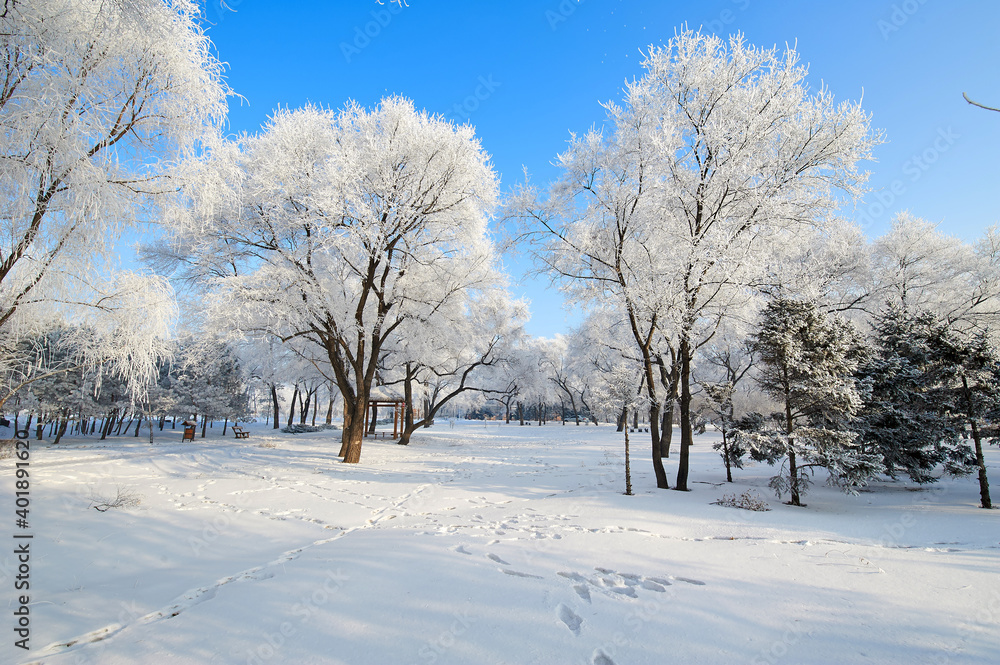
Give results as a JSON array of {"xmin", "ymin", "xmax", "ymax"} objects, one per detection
[
  {"xmin": 88, "ymin": 487, "xmax": 142, "ymax": 512},
  {"xmin": 713, "ymin": 489, "xmax": 771, "ymax": 512}
]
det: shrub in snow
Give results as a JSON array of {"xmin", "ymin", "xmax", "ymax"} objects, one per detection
[
  {"xmin": 88, "ymin": 487, "xmax": 142, "ymax": 512},
  {"xmin": 713, "ymin": 490, "xmax": 771, "ymax": 512}
]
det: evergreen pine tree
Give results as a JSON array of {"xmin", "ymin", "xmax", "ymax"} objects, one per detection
[
  {"xmin": 855, "ymin": 307, "xmax": 970, "ymax": 484},
  {"xmin": 747, "ymin": 299, "xmax": 882, "ymax": 506},
  {"xmin": 937, "ymin": 329, "xmax": 999, "ymax": 509}
]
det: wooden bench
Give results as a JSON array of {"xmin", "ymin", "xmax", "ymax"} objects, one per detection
[{"xmin": 232, "ymin": 426, "xmax": 250, "ymax": 439}]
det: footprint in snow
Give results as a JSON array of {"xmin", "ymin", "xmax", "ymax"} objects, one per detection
[
  {"xmin": 593, "ymin": 649, "xmax": 617, "ymax": 665},
  {"xmin": 453, "ymin": 545, "xmax": 472, "ymax": 555},
  {"xmin": 557, "ymin": 603, "xmax": 583, "ymax": 635},
  {"xmin": 502, "ymin": 569, "xmax": 543, "ymax": 579},
  {"xmin": 487, "ymin": 553, "xmax": 510, "ymax": 565},
  {"xmin": 675, "ymin": 576, "xmax": 706, "ymax": 586},
  {"xmin": 573, "ymin": 584, "xmax": 591, "ymax": 603}
]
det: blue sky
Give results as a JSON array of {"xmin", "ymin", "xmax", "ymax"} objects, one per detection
[{"xmin": 198, "ymin": 0, "xmax": 1000, "ymax": 338}]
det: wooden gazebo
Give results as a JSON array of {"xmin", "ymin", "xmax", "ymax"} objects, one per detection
[{"xmin": 363, "ymin": 387, "xmax": 406, "ymax": 439}]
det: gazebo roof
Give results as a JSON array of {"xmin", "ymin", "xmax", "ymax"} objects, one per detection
[{"xmin": 368, "ymin": 385, "xmax": 405, "ymax": 402}]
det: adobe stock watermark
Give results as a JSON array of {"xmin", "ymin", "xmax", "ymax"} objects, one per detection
[
  {"xmin": 447, "ymin": 75, "xmax": 501, "ymax": 124},
  {"xmin": 411, "ymin": 607, "xmax": 477, "ymax": 664},
  {"xmin": 340, "ymin": 2, "xmax": 407, "ymax": 63},
  {"xmin": 702, "ymin": 0, "xmax": 753, "ymax": 36},
  {"xmin": 856, "ymin": 126, "xmax": 959, "ymax": 229},
  {"xmin": 877, "ymin": 0, "xmax": 931, "ymax": 40},
  {"xmin": 203, "ymin": 0, "xmax": 248, "ymax": 26},
  {"xmin": 242, "ymin": 568, "xmax": 349, "ymax": 665},
  {"xmin": 749, "ymin": 619, "xmax": 816, "ymax": 665},
  {"xmin": 546, "ymin": 0, "xmax": 585, "ymax": 31}
]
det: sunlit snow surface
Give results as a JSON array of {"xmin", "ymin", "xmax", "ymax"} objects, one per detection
[{"xmin": 2, "ymin": 422, "xmax": 998, "ymax": 664}]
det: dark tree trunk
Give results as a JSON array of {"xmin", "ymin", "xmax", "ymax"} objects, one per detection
[
  {"xmin": 675, "ymin": 342, "xmax": 693, "ymax": 491},
  {"xmin": 340, "ymin": 395, "xmax": 366, "ymax": 463},
  {"xmin": 962, "ymin": 377, "xmax": 992, "ymax": 509},
  {"xmin": 624, "ymin": 420, "xmax": 633, "ymax": 496},
  {"xmin": 287, "ymin": 385, "xmax": 298, "ymax": 427},
  {"xmin": 722, "ymin": 429, "xmax": 733, "ymax": 483},
  {"xmin": 53, "ymin": 409, "xmax": 69, "ymax": 445},
  {"xmin": 271, "ymin": 384, "xmax": 280, "ymax": 429},
  {"xmin": 326, "ymin": 385, "xmax": 335, "ymax": 425},
  {"xmin": 660, "ymin": 407, "xmax": 674, "ymax": 458},
  {"xmin": 785, "ymin": 392, "xmax": 801, "ymax": 506}
]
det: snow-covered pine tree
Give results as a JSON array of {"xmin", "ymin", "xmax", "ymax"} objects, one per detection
[
  {"xmin": 748, "ymin": 298, "xmax": 882, "ymax": 506},
  {"xmin": 937, "ymin": 329, "xmax": 999, "ymax": 509},
  {"xmin": 855, "ymin": 306, "xmax": 971, "ymax": 484}
]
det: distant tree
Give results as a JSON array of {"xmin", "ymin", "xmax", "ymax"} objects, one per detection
[
  {"xmin": 745, "ymin": 299, "xmax": 882, "ymax": 506},
  {"xmin": 171, "ymin": 339, "xmax": 249, "ymax": 437}
]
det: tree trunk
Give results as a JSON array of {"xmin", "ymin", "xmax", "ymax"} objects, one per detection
[
  {"xmin": 223, "ymin": 417, "xmax": 229, "ymax": 436},
  {"xmin": 675, "ymin": 342, "xmax": 693, "ymax": 491},
  {"xmin": 971, "ymin": 419, "xmax": 992, "ymax": 509},
  {"xmin": 340, "ymin": 396, "xmax": 366, "ymax": 463},
  {"xmin": 271, "ymin": 383, "xmax": 280, "ymax": 429},
  {"xmin": 722, "ymin": 429, "xmax": 733, "ymax": 483},
  {"xmin": 326, "ymin": 385, "xmax": 335, "ymax": 425},
  {"xmin": 299, "ymin": 389, "xmax": 310, "ymax": 425},
  {"xmin": 201, "ymin": 416, "xmax": 208, "ymax": 439},
  {"xmin": 785, "ymin": 393, "xmax": 801, "ymax": 506},
  {"xmin": 962, "ymin": 377, "xmax": 992, "ymax": 509},
  {"xmin": 287, "ymin": 385, "xmax": 298, "ymax": 427},
  {"xmin": 404, "ymin": 364, "xmax": 415, "ymax": 431},
  {"xmin": 134, "ymin": 415, "xmax": 142, "ymax": 437},
  {"xmin": 616, "ymin": 406, "xmax": 626, "ymax": 432},
  {"xmin": 53, "ymin": 409, "xmax": 69, "ymax": 445},
  {"xmin": 660, "ymin": 407, "xmax": 674, "ymax": 458},
  {"xmin": 624, "ymin": 419, "xmax": 633, "ymax": 496}
]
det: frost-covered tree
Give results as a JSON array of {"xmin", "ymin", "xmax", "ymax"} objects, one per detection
[
  {"xmin": 745, "ymin": 299, "xmax": 882, "ymax": 506},
  {"xmin": 0, "ymin": 0, "xmax": 227, "ymax": 408},
  {"xmin": 871, "ymin": 214, "xmax": 1000, "ymax": 331},
  {"xmin": 166, "ymin": 98, "xmax": 498, "ymax": 462},
  {"xmin": 593, "ymin": 363, "xmax": 648, "ymax": 496},
  {"xmin": 698, "ymin": 339, "xmax": 756, "ymax": 483},
  {"xmin": 520, "ymin": 29, "xmax": 879, "ymax": 491}
]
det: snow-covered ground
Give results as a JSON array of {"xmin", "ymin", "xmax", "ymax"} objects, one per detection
[{"xmin": 2, "ymin": 421, "xmax": 998, "ymax": 665}]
